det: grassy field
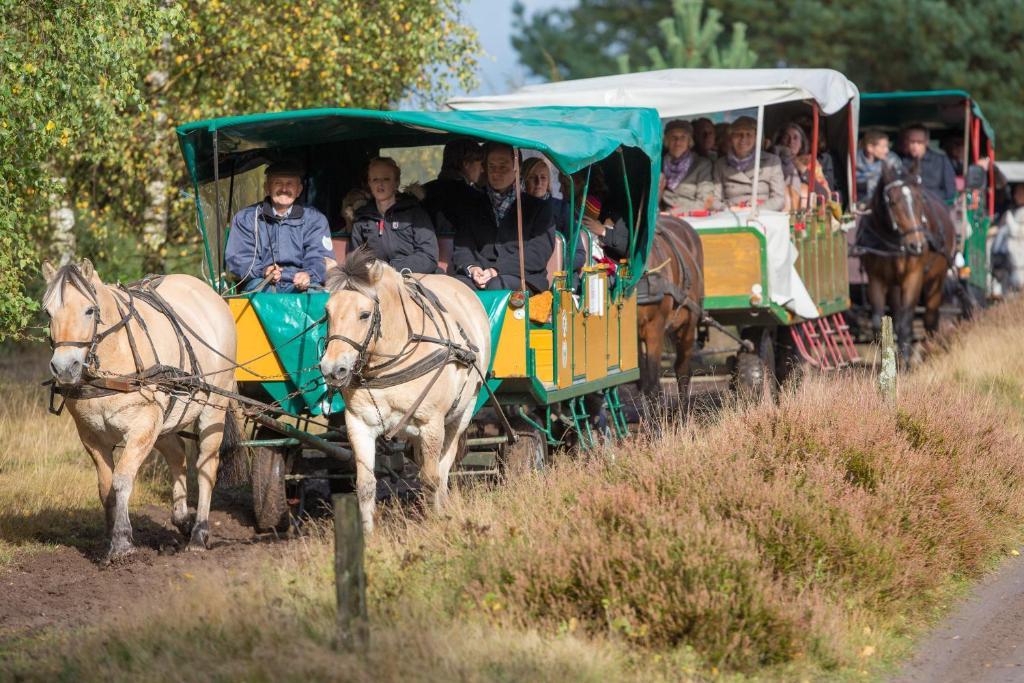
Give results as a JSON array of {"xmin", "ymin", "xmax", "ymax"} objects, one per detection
[{"xmin": 3, "ymin": 299, "xmax": 1024, "ymax": 681}]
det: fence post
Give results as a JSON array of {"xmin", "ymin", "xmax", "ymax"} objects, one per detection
[
  {"xmin": 333, "ymin": 493, "xmax": 368, "ymax": 651},
  {"xmin": 878, "ymin": 315, "xmax": 897, "ymax": 406}
]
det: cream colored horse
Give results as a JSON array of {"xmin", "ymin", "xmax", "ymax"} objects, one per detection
[
  {"xmin": 319, "ymin": 249, "xmax": 491, "ymax": 533},
  {"xmin": 43, "ymin": 260, "xmax": 238, "ymax": 562}
]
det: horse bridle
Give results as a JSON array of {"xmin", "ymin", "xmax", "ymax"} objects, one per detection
[
  {"xmin": 322, "ymin": 298, "xmax": 384, "ymax": 377},
  {"xmin": 882, "ymin": 178, "xmax": 930, "ymax": 251}
]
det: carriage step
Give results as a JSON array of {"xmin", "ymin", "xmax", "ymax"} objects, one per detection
[{"xmin": 789, "ymin": 313, "xmax": 860, "ymax": 370}]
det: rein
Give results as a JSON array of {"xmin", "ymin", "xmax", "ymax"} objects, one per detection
[{"xmin": 854, "ymin": 178, "xmax": 935, "ymax": 258}]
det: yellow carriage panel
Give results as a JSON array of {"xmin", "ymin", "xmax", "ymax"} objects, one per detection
[
  {"xmin": 228, "ymin": 298, "xmax": 287, "ymax": 381},
  {"xmin": 492, "ymin": 306, "xmax": 528, "ymax": 378},
  {"xmin": 700, "ymin": 231, "xmax": 763, "ymax": 299},
  {"xmin": 619, "ymin": 292, "xmax": 638, "ymax": 371},
  {"xmin": 606, "ymin": 295, "xmax": 620, "ymax": 369},
  {"xmin": 556, "ymin": 290, "xmax": 574, "ymax": 389},
  {"xmin": 529, "ymin": 329, "xmax": 554, "ymax": 384}
]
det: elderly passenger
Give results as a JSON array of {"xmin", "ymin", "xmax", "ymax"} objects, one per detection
[
  {"xmin": 713, "ymin": 116, "xmax": 786, "ymax": 211},
  {"xmin": 224, "ymin": 161, "xmax": 333, "ymax": 292},
  {"xmin": 350, "ymin": 157, "xmax": 438, "ymax": 274},
  {"xmin": 660, "ymin": 120, "xmax": 715, "ymax": 213},
  {"xmin": 692, "ymin": 117, "xmax": 718, "ymax": 160},
  {"xmin": 449, "ymin": 142, "xmax": 555, "ymax": 292}
]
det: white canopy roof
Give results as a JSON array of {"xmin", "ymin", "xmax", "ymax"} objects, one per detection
[
  {"xmin": 997, "ymin": 161, "xmax": 1024, "ymax": 183},
  {"xmin": 449, "ymin": 68, "xmax": 859, "ymax": 119}
]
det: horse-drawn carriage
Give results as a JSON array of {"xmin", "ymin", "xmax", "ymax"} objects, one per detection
[
  {"xmin": 451, "ymin": 68, "xmax": 863, "ymax": 395},
  {"xmin": 856, "ymin": 90, "xmax": 998, "ymax": 304},
  {"xmin": 174, "ymin": 106, "xmax": 662, "ymax": 528}
]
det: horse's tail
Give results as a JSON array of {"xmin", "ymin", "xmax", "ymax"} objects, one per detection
[{"xmin": 216, "ymin": 401, "xmax": 250, "ymax": 488}]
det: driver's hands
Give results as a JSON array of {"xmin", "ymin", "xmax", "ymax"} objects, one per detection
[
  {"xmin": 293, "ymin": 271, "xmax": 311, "ymax": 291},
  {"xmin": 264, "ymin": 264, "xmax": 282, "ymax": 282}
]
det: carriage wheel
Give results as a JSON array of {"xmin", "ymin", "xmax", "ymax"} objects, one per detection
[
  {"xmin": 250, "ymin": 446, "xmax": 290, "ymax": 532},
  {"xmin": 498, "ymin": 422, "xmax": 548, "ymax": 477},
  {"xmin": 733, "ymin": 327, "xmax": 776, "ymax": 400}
]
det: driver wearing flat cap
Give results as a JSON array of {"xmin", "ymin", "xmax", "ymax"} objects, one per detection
[{"xmin": 224, "ymin": 160, "xmax": 333, "ymax": 292}]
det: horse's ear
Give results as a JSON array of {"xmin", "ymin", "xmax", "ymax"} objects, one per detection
[
  {"xmin": 79, "ymin": 258, "xmax": 95, "ymax": 280},
  {"xmin": 42, "ymin": 260, "xmax": 57, "ymax": 283},
  {"xmin": 366, "ymin": 259, "xmax": 386, "ymax": 285}
]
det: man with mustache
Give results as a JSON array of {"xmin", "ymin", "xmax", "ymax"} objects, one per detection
[{"xmin": 225, "ymin": 160, "xmax": 333, "ymax": 292}]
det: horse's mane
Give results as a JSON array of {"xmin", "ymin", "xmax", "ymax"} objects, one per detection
[
  {"xmin": 325, "ymin": 246, "xmax": 383, "ymax": 300},
  {"xmin": 43, "ymin": 263, "xmax": 97, "ymax": 311}
]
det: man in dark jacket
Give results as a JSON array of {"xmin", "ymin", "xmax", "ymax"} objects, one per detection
[
  {"xmin": 900, "ymin": 124, "xmax": 957, "ymax": 203},
  {"xmin": 450, "ymin": 142, "xmax": 555, "ymax": 292},
  {"xmin": 224, "ymin": 161, "xmax": 333, "ymax": 292},
  {"xmin": 351, "ymin": 157, "xmax": 438, "ymax": 274},
  {"xmin": 421, "ymin": 137, "xmax": 484, "ymax": 236}
]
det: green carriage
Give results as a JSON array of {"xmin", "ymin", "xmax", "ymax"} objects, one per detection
[{"xmin": 175, "ymin": 106, "xmax": 661, "ymax": 526}]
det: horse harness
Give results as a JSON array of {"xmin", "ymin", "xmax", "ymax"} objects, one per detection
[
  {"xmin": 853, "ymin": 178, "xmax": 950, "ymax": 263},
  {"xmin": 322, "ymin": 275, "xmax": 480, "ymax": 440},
  {"xmin": 637, "ymin": 225, "xmax": 703, "ymax": 319},
  {"xmin": 48, "ymin": 276, "xmax": 204, "ymax": 418}
]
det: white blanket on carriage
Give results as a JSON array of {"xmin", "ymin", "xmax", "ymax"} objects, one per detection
[{"xmin": 686, "ymin": 209, "xmax": 819, "ymax": 319}]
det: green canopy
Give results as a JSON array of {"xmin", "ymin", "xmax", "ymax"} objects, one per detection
[
  {"xmin": 176, "ymin": 106, "xmax": 662, "ymax": 291},
  {"xmin": 860, "ymin": 90, "xmax": 995, "ymax": 146}
]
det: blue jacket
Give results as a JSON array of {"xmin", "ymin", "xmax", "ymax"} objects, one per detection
[
  {"xmin": 902, "ymin": 149, "xmax": 957, "ymax": 203},
  {"xmin": 225, "ymin": 199, "xmax": 333, "ymax": 293}
]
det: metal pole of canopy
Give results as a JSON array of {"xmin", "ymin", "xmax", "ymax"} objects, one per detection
[
  {"xmin": 619, "ymin": 149, "xmax": 637, "ymax": 276},
  {"xmin": 971, "ymin": 118, "xmax": 981, "ymax": 164},
  {"xmin": 988, "ymin": 139, "xmax": 996, "ymax": 219},
  {"xmin": 750, "ymin": 105, "xmax": 764, "ymax": 217},
  {"xmin": 807, "ymin": 103, "xmax": 819, "ymax": 211},
  {"xmin": 962, "ymin": 101, "xmax": 971, "ymax": 236},
  {"xmin": 847, "ymin": 101, "xmax": 858, "ymax": 206},
  {"xmin": 513, "ymin": 150, "xmax": 527, "ymax": 292},
  {"xmin": 212, "ymin": 130, "xmax": 222, "ymax": 293}
]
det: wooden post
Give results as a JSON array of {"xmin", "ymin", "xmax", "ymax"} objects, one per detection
[
  {"xmin": 333, "ymin": 493, "xmax": 368, "ymax": 651},
  {"xmin": 878, "ymin": 316, "xmax": 897, "ymax": 406}
]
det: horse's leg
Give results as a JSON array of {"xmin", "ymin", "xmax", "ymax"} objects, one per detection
[
  {"xmin": 346, "ymin": 415, "xmax": 378, "ymax": 535},
  {"xmin": 77, "ymin": 424, "xmax": 116, "ymax": 535},
  {"xmin": 107, "ymin": 406, "xmax": 162, "ymax": 562},
  {"xmin": 437, "ymin": 409, "xmax": 473, "ymax": 511},
  {"xmin": 897, "ymin": 268, "xmax": 924, "ymax": 366},
  {"xmin": 188, "ymin": 405, "xmax": 225, "ymax": 551},
  {"xmin": 672, "ymin": 312, "xmax": 698, "ymax": 418},
  {"xmin": 866, "ymin": 267, "xmax": 887, "ymax": 338},
  {"xmin": 156, "ymin": 434, "xmax": 191, "ymax": 538},
  {"xmin": 415, "ymin": 417, "xmax": 447, "ymax": 513},
  {"xmin": 921, "ymin": 265, "xmax": 944, "ymax": 337},
  {"xmin": 638, "ymin": 308, "xmax": 666, "ymax": 401}
]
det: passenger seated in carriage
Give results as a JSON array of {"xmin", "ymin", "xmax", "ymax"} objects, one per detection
[
  {"xmin": 692, "ymin": 117, "xmax": 717, "ymax": 160},
  {"xmin": 659, "ymin": 119, "xmax": 715, "ymax": 213},
  {"xmin": 899, "ymin": 124, "xmax": 957, "ymax": 203},
  {"xmin": 350, "ymin": 157, "xmax": 439, "ymax": 274},
  {"xmin": 713, "ymin": 116, "xmax": 786, "ymax": 211},
  {"xmin": 856, "ymin": 129, "xmax": 901, "ymax": 202},
  {"xmin": 224, "ymin": 160, "xmax": 333, "ymax": 293},
  {"xmin": 449, "ymin": 142, "xmax": 555, "ymax": 292},
  {"xmin": 421, "ymin": 137, "xmax": 484, "ymax": 231}
]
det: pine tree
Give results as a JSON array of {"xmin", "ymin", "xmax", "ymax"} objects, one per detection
[{"xmin": 616, "ymin": 0, "xmax": 756, "ymax": 73}]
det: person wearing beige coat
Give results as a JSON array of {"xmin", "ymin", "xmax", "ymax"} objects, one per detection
[
  {"xmin": 660, "ymin": 119, "xmax": 716, "ymax": 212},
  {"xmin": 713, "ymin": 116, "xmax": 787, "ymax": 212}
]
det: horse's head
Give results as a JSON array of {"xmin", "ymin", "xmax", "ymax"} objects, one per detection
[
  {"xmin": 42, "ymin": 259, "xmax": 105, "ymax": 384},
  {"xmin": 320, "ymin": 247, "xmax": 392, "ymax": 389},
  {"xmin": 878, "ymin": 160, "xmax": 929, "ymax": 256}
]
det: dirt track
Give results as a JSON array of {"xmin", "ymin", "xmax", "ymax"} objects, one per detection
[
  {"xmin": 891, "ymin": 554, "xmax": 1024, "ymax": 683},
  {"xmin": 0, "ymin": 502, "xmax": 291, "ymax": 642}
]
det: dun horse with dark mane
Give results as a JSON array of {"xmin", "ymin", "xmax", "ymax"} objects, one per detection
[{"xmin": 857, "ymin": 162, "xmax": 957, "ymax": 363}]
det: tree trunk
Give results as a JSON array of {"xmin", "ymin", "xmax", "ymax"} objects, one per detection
[
  {"xmin": 141, "ymin": 30, "xmax": 172, "ymax": 275},
  {"xmin": 48, "ymin": 175, "xmax": 76, "ymax": 265}
]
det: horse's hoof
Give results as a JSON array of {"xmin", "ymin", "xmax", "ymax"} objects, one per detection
[
  {"xmin": 103, "ymin": 542, "xmax": 136, "ymax": 566},
  {"xmin": 187, "ymin": 520, "xmax": 210, "ymax": 551},
  {"xmin": 172, "ymin": 512, "xmax": 194, "ymax": 539}
]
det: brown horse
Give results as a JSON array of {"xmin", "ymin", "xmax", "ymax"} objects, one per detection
[
  {"xmin": 636, "ymin": 215, "xmax": 705, "ymax": 407},
  {"xmin": 858, "ymin": 162, "xmax": 957, "ymax": 364}
]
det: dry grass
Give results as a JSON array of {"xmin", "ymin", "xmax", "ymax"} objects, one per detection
[
  {"xmin": 0, "ymin": 347, "xmax": 165, "ymax": 565},
  {"xmin": 4, "ymin": 298, "xmax": 1024, "ymax": 680}
]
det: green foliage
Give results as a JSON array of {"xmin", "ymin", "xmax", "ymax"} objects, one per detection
[
  {"xmin": 0, "ymin": 0, "xmax": 178, "ymax": 339},
  {"xmin": 513, "ymin": 0, "xmax": 1024, "ymax": 157},
  {"xmin": 0, "ymin": 0, "xmax": 479, "ymax": 339},
  {"xmin": 616, "ymin": 0, "xmax": 756, "ymax": 73}
]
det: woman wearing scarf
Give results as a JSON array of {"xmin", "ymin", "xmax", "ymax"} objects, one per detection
[
  {"xmin": 660, "ymin": 120, "xmax": 715, "ymax": 213},
  {"xmin": 713, "ymin": 116, "xmax": 786, "ymax": 211}
]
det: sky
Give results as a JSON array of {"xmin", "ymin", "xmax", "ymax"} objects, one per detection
[{"xmin": 456, "ymin": 0, "xmax": 573, "ymax": 97}]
